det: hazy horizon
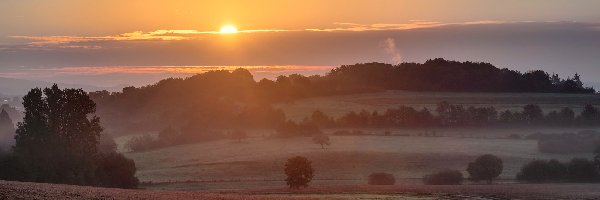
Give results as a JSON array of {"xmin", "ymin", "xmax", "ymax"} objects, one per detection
[{"xmin": 2, "ymin": 0, "xmax": 600, "ymax": 87}]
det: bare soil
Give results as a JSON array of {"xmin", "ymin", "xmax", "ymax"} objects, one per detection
[{"xmin": 2, "ymin": 180, "xmax": 599, "ymax": 200}]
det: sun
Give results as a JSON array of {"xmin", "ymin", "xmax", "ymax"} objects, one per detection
[{"xmin": 219, "ymin": 25, "xmax": 238, "ymax": 34}]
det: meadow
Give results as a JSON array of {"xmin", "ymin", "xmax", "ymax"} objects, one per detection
[
  {"xmin": 118, "ymin": 134, "xmax": 592, "ymax": 190},
  {"xmin": 114, "ymin": 91, "xmax": 600, "ymax": 191}
]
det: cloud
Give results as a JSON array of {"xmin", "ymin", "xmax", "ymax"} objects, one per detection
[{"xmin": 7, "ymin": 20, "xmax": 512, "ymax": 50}]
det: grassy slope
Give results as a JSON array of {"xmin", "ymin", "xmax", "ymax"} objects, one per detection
[{"xmin": 122, "ymin": 135, "xmax": 591, "ymax": 190}]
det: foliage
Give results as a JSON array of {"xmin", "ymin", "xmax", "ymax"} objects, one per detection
[
  {"xmin": 284, "ymin": 156, "xmax": 314, "ymax": 189},
  {"xmin": 566, "ymin": 158, "xmax": 599, "ymax": 182},
  {"xmin": 423, "ymin": 169, "xmax": 464, "ymax": 185},
  {"xmin": 312, "ymin": 134, "xmax": 331, "ymax": 149},
  {"xmin": 0, "ymin": 85, "xmax": 138, "ymax": 188},
  {"xmin": 94, "ymin": 153, "xmax": 139, "ymax": 188},
  {"xmin": 466, "ymin": 154, "xmax": 503, "ymax": 183},
  {"xmin": 323, "ymin": 103, "xmax": 600, "ymax": 129},
  {"xmin": 90, "ymin": 59, "xmax": 595, "ymax": 135},
  {"xmin": 368, "ymin": 172, "xmax": 396, "ymax": 185},
  {"xmin": 517, "ymin": 158, "xmax": 599, "ymax": 183},
  {"xmin": 516, "ymin": 159, "xmax": 567, "ymax": 182}
]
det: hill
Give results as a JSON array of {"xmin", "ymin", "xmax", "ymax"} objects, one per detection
[{"xmin": 90, "ymin": 59, "xmax": 597, "ymax": 135}]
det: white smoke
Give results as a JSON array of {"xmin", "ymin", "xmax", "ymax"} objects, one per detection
[{"xmin": 383, "ymin": 38, "xmax": 402, "ymax": 65}]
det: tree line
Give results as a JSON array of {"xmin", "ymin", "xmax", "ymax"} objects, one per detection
[
  {"xmin": 89, "ymin": 58, "xmax": 595, "ymax": 135},
  {"xmin": 300, "ymin": 102, "xmax": 600, "ymax": 129}
]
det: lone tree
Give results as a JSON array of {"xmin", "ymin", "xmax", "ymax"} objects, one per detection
[
  {"xmin": 467, "ymin": 154, "xmax": 503, "ymax": 184},
  {"xmin": 312, "ymin": 134, "xmax": 331, "ymax": 149},
  {"xmin": 284, "ymin": 156, "xmax": 314, "ymax": 189}
]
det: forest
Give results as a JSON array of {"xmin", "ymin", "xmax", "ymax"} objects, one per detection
[{"xmin": 89, "ymin": 59, "xmax": 596, "ymax": 134}]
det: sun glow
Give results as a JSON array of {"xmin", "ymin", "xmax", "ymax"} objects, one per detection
[{"xmin": 219, "ymin": 25, "xmax": 238, "ymax": 34}]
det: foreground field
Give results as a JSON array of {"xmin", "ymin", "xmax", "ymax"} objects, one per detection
[
  {"xmin": 2, "ymin": 180, "xmax": 599, "ymax": 200},
  {"xmin": 276, "ymin": 90, "xmax": 600, "ymax": 121},
  {"xmin": 119, "ymin": 134, "xmax": 593, "ymax": 190}
]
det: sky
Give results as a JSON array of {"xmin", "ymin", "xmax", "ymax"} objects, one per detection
[{"xmin": 1, "ymin": 0, "xmax": 600, "ymax": 87}]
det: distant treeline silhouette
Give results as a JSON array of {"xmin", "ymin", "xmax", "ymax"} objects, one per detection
[
  {"xmin": 89, "ymin": 58, "xmax": 595, "ymax": 134},
  {"xmin": 302, "ymin": 102, "xmax": 600, "ymax": 129}
]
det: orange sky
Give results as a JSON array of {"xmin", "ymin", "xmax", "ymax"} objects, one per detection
[
  {"xmin": 1, "ymin": 0, "xmax": 600, "ymax": 88},
  {"xmin": 2, "ymin": 0, "xmax": 600, "ymax": 35}
]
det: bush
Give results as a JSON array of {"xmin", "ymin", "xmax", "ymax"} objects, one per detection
[
  {"xmin": 284, "ymin": 156, "xmax": 314, "ymax": 189},
  {"xmin": 566, "ymin": 158, "xmax": 599, "ymax": 182},
  {"xmin": 467, "ymin": 154, "xmax": 503, "ymax": 183},
  {"xmin": 423, "ymin": 169, "xmax": 464, "ymax": 185},
  {"xmin": 368, "ymin": 172, "xmax": 395, "ymax": 185},
  {"xmin": 516, "ymin": 159, "xmax": 566, "ymax": 182},
  {"xmin": 94, "ymin": 153, "xmax": 139, "ymax": 188}
]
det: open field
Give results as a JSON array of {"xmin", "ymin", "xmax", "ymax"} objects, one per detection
[
  {"xmin": 118, "ymin": 134, "xmax": 594, "ymax": 190},
  {"xmin": 276, "ymin": 90, "xmax": 600, "ymax": 121},
  {"xmin": 2, "ymin": 180, "xmax": 599, "ymax": 200},
  {"xmin": 111, "ymin": 91, "xmax": 600, "ymax": 194}
]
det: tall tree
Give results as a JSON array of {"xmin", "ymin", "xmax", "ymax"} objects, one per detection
[{"xmin": 14, "ymin": 85, "xmax": 102, "ymax": 184}]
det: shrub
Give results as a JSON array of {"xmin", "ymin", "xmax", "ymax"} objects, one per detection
[
  {"xmin": 423, "ymin": 169, "xmax": 464, "ymax": 185},
  {"xmin": 94, "ymin": 153, "xmax": 139, "ymax": 188},
  {"xmin": 467, "ymin": 154, "xmax": 503, "ymax": 183},
  {"xmin": 284, "ymin": 156, "xmax": 314, "ymax": 189},
  {"xmin": 368, "ymin": 172, "xmax": 396, "ymax": 185},
  {"xmin": 566, "ymin": 158, "xmax": 599, "ymax": 182},
  {"xmin": 516, "ymin": 159, "xmax": 566, "ymax": 182}
]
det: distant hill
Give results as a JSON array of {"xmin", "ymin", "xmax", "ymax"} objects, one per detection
[
  {"xmin": 0, "ymin": 77, "xmax": 123, "ymax": 95},
  {"xmin": 88, "ymin": 58, "xmax": 597, "ymax": 135}
]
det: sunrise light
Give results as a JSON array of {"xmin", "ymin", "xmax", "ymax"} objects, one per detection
[{"xmin": 219, "ymin": 25, "xmax": 238, "ymax": 34}]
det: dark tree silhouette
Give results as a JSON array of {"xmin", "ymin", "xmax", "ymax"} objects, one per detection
[
  {"xmin": 284, "ymin": 156, "xmax": 314, "ymax": 189},
  {"xmin": 312, "ymin": 134, "xmax": 331, "ymax": 149},
  {"xmin": 566, "ymin": 158, "xmax": 599, "ymax": 182},
  {"xmin": 3, "ymin": 85, "xmax": 138, "ymax": 188},
  {"xmin": 516, "ymin": 159, "xmax": 567, "ymax": 182},
  {"xmin": 467, "ymin": 154, "xmax": 503, "ymax": 183}
]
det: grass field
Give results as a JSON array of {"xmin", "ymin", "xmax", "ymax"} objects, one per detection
[
  {"xmin": 119, "ymin": 134, "xmax": 594, "ymax": 190},
  {"xmin": 275, "ymin": 90, "xmax": 600, "ymax": 121},
  {"xmin": 114, "ymin": 91, "xmax": 600, "ymax": 192}
]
